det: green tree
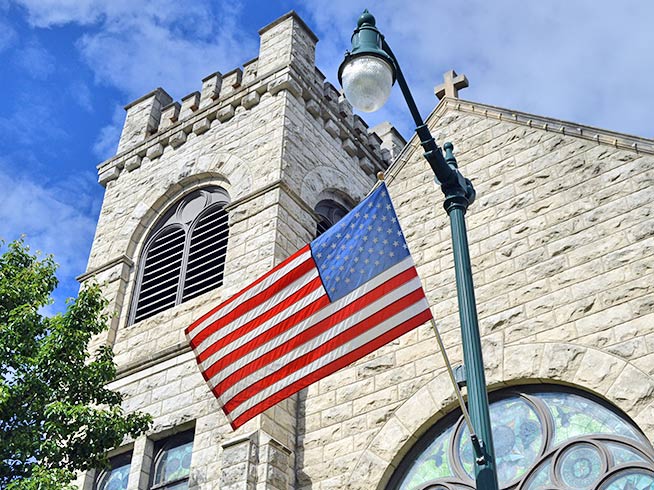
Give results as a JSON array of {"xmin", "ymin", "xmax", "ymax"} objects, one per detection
[{"xmin": 0, "ymin": 240, "xmax": 151, "ymax": 489}]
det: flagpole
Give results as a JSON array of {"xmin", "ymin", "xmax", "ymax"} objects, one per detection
[{"xmin": 338, "ymin": 11, "xmax": 500, "ymax": 490}]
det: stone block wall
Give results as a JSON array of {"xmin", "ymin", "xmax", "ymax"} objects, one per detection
[
  {"xmin": 295, "ymin": 98, "xmax": 654, "ymax": 489},
  {"xmin": 80, "ymin": 11, "xmax": 391, "ymax": 490}
]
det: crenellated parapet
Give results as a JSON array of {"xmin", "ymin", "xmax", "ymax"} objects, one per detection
[{"xmin": 99, "ymin": 11, "xmax": 397, "ymax": 187}]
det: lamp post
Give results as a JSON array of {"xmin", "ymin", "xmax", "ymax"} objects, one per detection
[{"xmin": 338, "ymin": 10, "xmax": 500, "ymax": 490}]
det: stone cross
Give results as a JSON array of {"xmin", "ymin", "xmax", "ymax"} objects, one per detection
[{"xmin": 434, "ymin": 70, "xmax": 469, "ymax": 100}]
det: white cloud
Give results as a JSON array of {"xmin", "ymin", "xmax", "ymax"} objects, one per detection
[
  {"xmin": 303, "ymin": 0, "xmax": 654, "ymax": 139},
  {"xmin": 0, "ymin": 162, "xmax": 99, "ymax": 310},
  {"xmin": 14, "ymin": 39, "xmax": 55, "ymax": 79},
  {"xmin": 69, "ymin": 80, "xmax": 93, "ymax": 112},
  {"xmin": 14, "ymin": 0, "xmax": 255, "ymax": 100}
]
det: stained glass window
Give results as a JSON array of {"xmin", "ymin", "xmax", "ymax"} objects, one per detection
[
  {"xmin": 388, "ymin": 387, "xmax": 654, "ymax": 490},
  {"xmin": 96, "ymin": 453, "xmax": 131, "ymax": 490},
  {"xmin": 151, "ymin": 430, "xmax": 194, "ymax": 489}
]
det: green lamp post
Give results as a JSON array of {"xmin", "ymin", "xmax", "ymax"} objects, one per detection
[{"xmin": 338, "ymin": 10, "xmax": 500, "ymax": 490}]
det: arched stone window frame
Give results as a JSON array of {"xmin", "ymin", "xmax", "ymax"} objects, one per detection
[
  {"xmin": 314, "ymin": 190, "xmax": 356, "ymax": 237},
  {"xmin": 149, "ymin": 429, "xmax": 194, "ymax": 490},
  {"xmin": 94, "ymin": 451, "xmax": 132, "ymax": 490},
  {"xmin": 386, "ymin": 385, "xmax": 654, "ymax": 490},
  {"xmin": 129, "ymin": 186, "xmax": 230, "ymax": 325}
]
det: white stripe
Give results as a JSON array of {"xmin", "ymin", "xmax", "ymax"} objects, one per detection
[
  {"xmin": 204, "ymin": 256, "xmax": 416, "ymax": 389},
  {"xmin": 228, "ymin": 296, "xmax": 430, "ymax": 421},
  {"xmin": 188, "ymin": 249, "xmax": 312, "ymax": 340},
  {"xmin": 198, "ymin": 283, "xmax": 327, "ymax": 372},
  {"xmin": 216, "ymin": 276, "xmax": 425, "ymax": 404},
  {"xmin": 193, "ymin": 267, "xmax": 319, "ymax": 359}
]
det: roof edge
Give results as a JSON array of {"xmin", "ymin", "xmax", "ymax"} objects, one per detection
[{"xmin": 386, "ymin": 96, "xmax": 654, "ymax": 184}]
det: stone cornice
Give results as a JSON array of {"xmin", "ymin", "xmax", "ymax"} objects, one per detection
[
  {"xmin": 76, "ymin": 254, "xmax": 134, "ymax": 283},
  {"xmin": 386, "ymin": 96, "xmax": 654, "ymax": 184}
]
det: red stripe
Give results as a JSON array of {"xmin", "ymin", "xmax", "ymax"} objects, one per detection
[
  {"xmin": 228, "ymin": 307, "xmax": 433, "ymax": 429},
  {"xmin": 185, "ymin": 245, "xmax": 310, "ymax": 336},
  {"xmin": 189, "ymin": 252, "xmax": 316, "ymax": 348},
  {"xmin": 207, "ymin": 267, "xmax": 420, "ymax": 395},
  {"xmin": 202, "ymin": 293, "xmax": 330, "ymax": 380},
  {"xmin": 222, "ymin": 287, "xmax": 428, "ymax": 413},
  {"xmin": 196, "ymin": 275, "xmax": 324, "ymax": 363}
]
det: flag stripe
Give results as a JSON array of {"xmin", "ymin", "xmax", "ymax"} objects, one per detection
[
  {"xmin": 193, "ymin": 257, "xmax": 320, "ymax": 346},
  {"xmin": 229, "ymin": 305, "xmax": 432, "ymax": 428},
  {"xmin": 199, "ymin": 257, "xmax": 415, "ymax": 386},
  {"xmin": 195, "ymin": 272, "xmax": 322, "ymax": 364},
  {"xmin": 201, "ymin": 292, "xmax": 330, "ymax": 381},
  {"xmin": 208, "ymin": 268, "xmax": 421, "ymax": 399},
  {"xmin": 186, "ymin": 246, "xmax": 312, "ymax": 338},
  {"xmin": 221, "ymin": 280, "xmax": 426, "ymax": 410}
]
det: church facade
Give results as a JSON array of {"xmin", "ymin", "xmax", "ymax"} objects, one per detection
[{"xmin": 78, "ymin": 11, "xmax": 654, "ymax": 490}]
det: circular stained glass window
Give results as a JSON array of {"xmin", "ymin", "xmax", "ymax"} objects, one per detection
[
  {"xmin": 558, "ymin": 443, "xmax": 604, "ymax": 489},
  {"xmin": 387, "ymin": 387, "xmax": 654, "ymax": 490}
]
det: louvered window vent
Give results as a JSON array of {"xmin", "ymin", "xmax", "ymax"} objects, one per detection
[{"xmin": 130, "ymin": 187, "xmax": 230, "ymax": 324}]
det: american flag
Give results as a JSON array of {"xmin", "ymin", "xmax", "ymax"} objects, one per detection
[{"xmin": 186, "ymin": 182, "xmax": 433, "ymax": 429}]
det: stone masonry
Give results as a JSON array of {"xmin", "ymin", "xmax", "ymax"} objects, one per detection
[{"xmin": 78, "ymin": 10, "xmax": 654, "ymax": 490}]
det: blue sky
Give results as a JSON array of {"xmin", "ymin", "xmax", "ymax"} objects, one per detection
[{"xmin": 1, "ymin": 0, "xmax": 653, "ymax": 313}]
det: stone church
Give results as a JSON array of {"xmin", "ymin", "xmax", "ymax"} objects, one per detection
[{"xmin": 77, "ymin": 11, "xmax": 654, "ymax": 490}]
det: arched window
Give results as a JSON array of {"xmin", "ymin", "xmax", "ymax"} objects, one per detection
[
  {"xmin": 388, "ymin": 386, "xmax": 654, "ymax": 490},
  {"xmin": 315, "ymin": 198, "xmax": 350, "ymax": 237},
  {"xmin": 95, "ymin": 452, "xmax": 131, "ymax": 490},
  {"xmin": 130, "ymin": 187, "xmax": 229, "ymax": 324},
  {"xmin": 150, "ymin": 430, "xmax": 194, "ymax": 489}
]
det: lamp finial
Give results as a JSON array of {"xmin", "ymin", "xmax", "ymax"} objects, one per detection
[{"xmin": 358, "ymin": 9, "xmax": 376, "ymax": 28}]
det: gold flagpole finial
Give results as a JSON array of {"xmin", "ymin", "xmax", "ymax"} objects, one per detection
[{"xmin": 377, "ymin": 171, "xmax": 385, "ymax": 181}]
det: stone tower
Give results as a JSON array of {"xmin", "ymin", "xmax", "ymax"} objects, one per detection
[
  {"xmin": 79, "ymin": 10, "xmax": 654, "ymax": 490},
  {"xmin": 79, "ymin": 12, "xmax": 396, "ymax": 490}
]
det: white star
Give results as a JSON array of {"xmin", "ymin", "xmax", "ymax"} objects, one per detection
[
  {"xmin": 389, "ymin": 251, "xmax": 395, "ymax": 257},
  {"xmin": 391, "ymin": 217, "xmax": 397, "ymax": 223},
  {"xmin": 374, "ymin": 259, "xmax": 380, "ymax": 266},
  {"xmin": 331, "ymin": 243, "xmax": 337, "ymax": 249},
  {"xmin": 372, "ymin": 237, "xmax": 379, "ymax": 244},
  {"xmin": 386, "ymin": 204, "xmax": 391, "ymax": 210},
  {"xmin": 383, "ymin": 239, "xmax": 388, "ymax": 245},
  {"xmin": 354, "ymin": 257, "xmax": 359, "ymax": 262},
  {"xmin": 355, "ymin": 212, "xmax": 360, "ymax": 218},
  {"xmin": 381, "ymin": 215, "xmax": 387, "ymax": 222},
  {"xmin": 336, "ymin": 233, "xmax": 342, "ymax": 238},
  {"xmin": 317, "ymin": 252, "xmax": 322, "ymax": 258},
  {"xmin": 393, "ymin": 241, "xmax": 399, "ymax": 247},
  {"xmin": 345, "ymin": 278, "xmax": 350, "ymax": 283},
  {"xmin": 364, "ymin": 258, "xmax": 370, "ymax": 264},
  {"xmin": 339, "ymin": 265, "xmax": 344, "ymax": 271}
]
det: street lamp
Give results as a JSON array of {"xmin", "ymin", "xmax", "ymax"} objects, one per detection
[{"xmin": 339, "ymin": 10, "xmax": 500, "ymax": 490}]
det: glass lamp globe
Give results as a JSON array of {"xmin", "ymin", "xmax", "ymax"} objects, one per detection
[{"xmin": 340, "ymin": 55, "xmax": 394, "ymax": 112}]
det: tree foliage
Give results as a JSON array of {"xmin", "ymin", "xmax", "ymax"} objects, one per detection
[{"xmin": 0, "ymin": 240, "xmax": 151, "ymax": 488}]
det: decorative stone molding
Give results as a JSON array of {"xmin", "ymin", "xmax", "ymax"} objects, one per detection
[{"xmin": 344, "ymin": 342, "xmax": 654, "ymax": 490}]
